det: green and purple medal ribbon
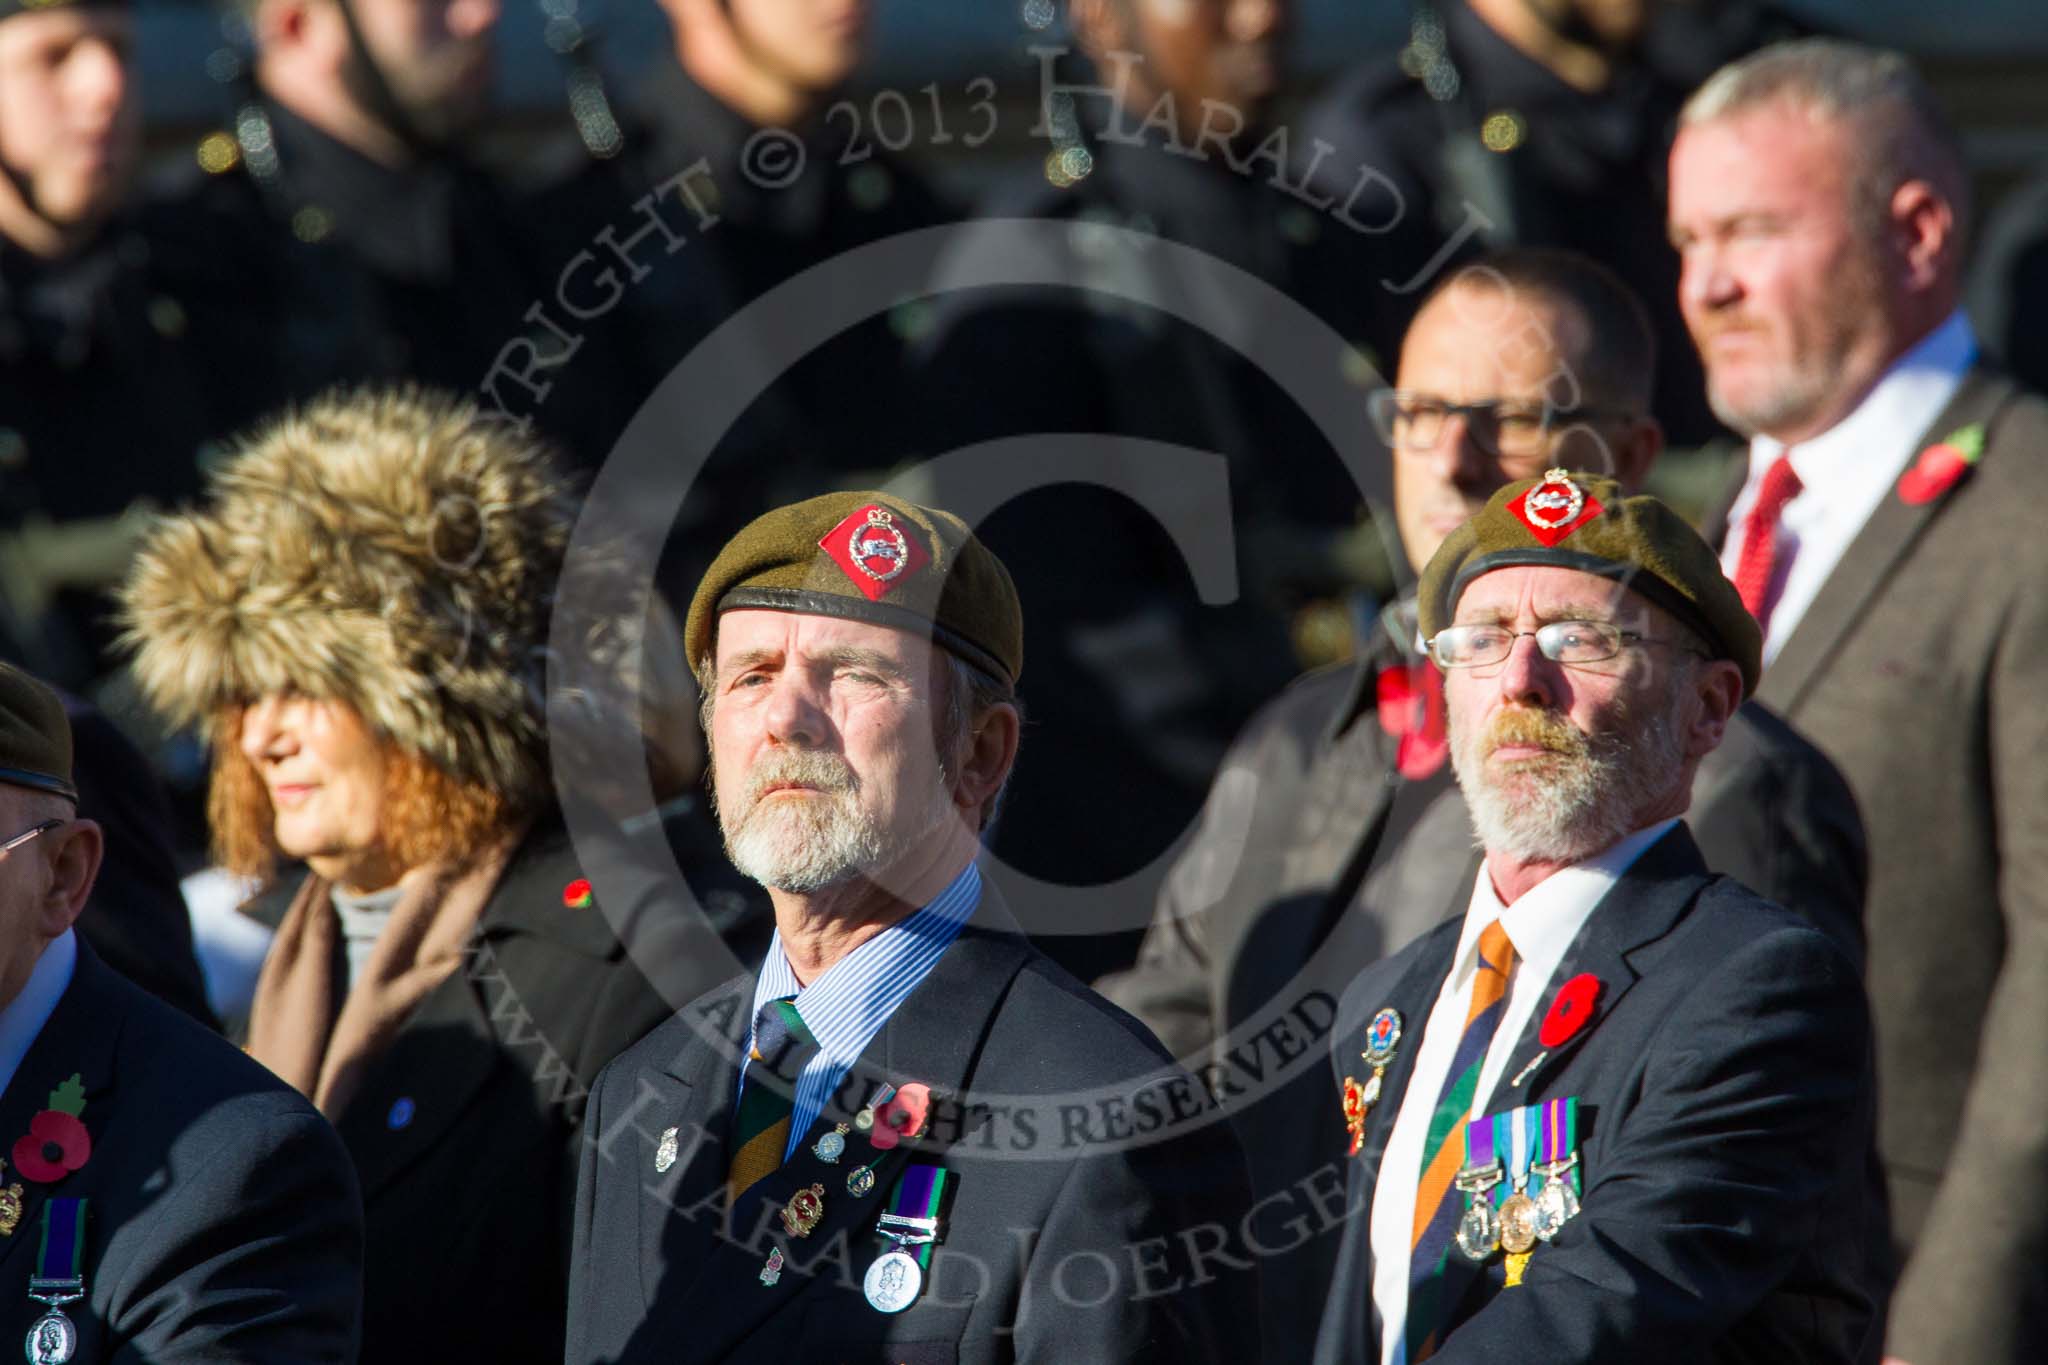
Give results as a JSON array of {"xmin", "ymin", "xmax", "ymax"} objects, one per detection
[
  {"xmin": 1465, "ymin": 1097, "xmax": 1578, "ymax": 1207},
  {"xmin": 31, "ymin": 1199, "xmax": 86, "ymax": 1299},
  {"xmin": 880, "ymin": 1164, "xmax": 949, "ymax": 1272}
]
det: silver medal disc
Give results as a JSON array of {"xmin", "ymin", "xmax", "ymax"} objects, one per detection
[
  {"xmin": 1456, "ymin": 1198, "xmax": 1500, "ymax": 1261},
  {"xmin": 863, "ymin": 1249, "xmax": 924, "ymax": 1313},
  {"xmin": 25, "ymin": 1310, "xmax": 77, "ymax": 1365},
  {"xmin": 1535, "ymin": 1178, "xmax": 1580, "ymax": 1241}
]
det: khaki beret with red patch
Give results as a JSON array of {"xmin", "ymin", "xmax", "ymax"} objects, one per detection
[
  {"xmin": 1417, "ymin": 469, "xmax": 1762, "ymax": 696},
  {"xmin": 685, "ymin": 492, "xmax": 1022, "ymax": 686}
]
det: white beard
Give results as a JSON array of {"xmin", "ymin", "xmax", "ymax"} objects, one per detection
[
  {"xmin": 1451, "ymin": 687, "xmax": 1686, "ymax": 865},
  {"xmin": 719, "ymin": 749, "xmax": 957, "ymax": 894}
]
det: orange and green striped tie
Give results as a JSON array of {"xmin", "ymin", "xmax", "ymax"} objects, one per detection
[
  {"xmin": 726, "ymin": 998, "xmax": 819, "ymax": 1201},
  {"xmin": 1404, "ymin": 920, "xmax": 1517, "ymax": 1362}
]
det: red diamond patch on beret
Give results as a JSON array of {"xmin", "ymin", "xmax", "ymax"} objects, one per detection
[
  {"xmin": 820, "ymin": 504, "xmax": 930, "ymax": 602},
  {"xmin": 1507, "ymin": 469, "xmax": 1603, "ymax": 547}
]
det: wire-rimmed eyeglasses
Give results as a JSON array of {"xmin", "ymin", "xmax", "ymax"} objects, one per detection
[{"xmin": 1426, "ymin": 621, "xmax": 1707, "ymax": 670}]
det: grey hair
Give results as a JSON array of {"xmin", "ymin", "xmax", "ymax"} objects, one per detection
[{"xmin": 1680, "ymin": 38, "xmax": 1970, "ymax": 241}]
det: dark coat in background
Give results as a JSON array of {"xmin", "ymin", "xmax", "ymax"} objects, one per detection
[
  {"xmin": 313, "ymin": 816, "xmax": 759, "ymax": 1365},
  {"xmin": 1096, "ymin": 611, "xmax": 1868, "ymax": 1364},
  {"xmin": 0, "ymin": 942, "xmax": 361, "ymax": 1362},
  {"xmin": 1704, "ymin": 367, "xmax": 2048, "ymax": 1365},
  {"xmin": 1313, "ymin": 827, "xmax": 1881, "ymax": 1364},
  {"xmin": 62, "ymin": 697, "xmax": 214, "ymax": 1028},
  {"xmin": 566, "ymin": 890, "xmax": 1260, "ymax": 1365}
]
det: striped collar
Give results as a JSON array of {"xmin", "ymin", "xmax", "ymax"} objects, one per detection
[{"xmin": 743, "ymin": 862, "xmax": 981, "ymax": 1155}]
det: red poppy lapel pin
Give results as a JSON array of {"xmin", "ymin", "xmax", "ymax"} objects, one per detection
[
  {"xmin": 1539, "ymin": 974, "xmax": 1603, "ymax": 1049},
  {"xmin": 866, "ymin": 1083, "xmax": 932, "ymax": 1151},
  {"xmin": 1376, "ymin": 661, "xmax": 1448, "ymax": 779},
  {"xmin": 562, "ymin": 878, "xmax": 594, "ymax": 909},
  {"xmin": 1898, "ymin": 422, "xmax": 1986, "ymax": 506},
  {"xmin": 12, "ymin": 1074, "xmax": 91, "ymax": 1185}
]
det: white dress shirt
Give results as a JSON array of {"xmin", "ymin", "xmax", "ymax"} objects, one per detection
[
  {"xmin": 1368, "ymin": 820, "xmax": 1678, "ymax": 1364},
  {"xmin": 1718, "ymin": 309, "xmax": 1977, "ymax": 665},
  {"xmin": 0, "ymin": 929, "xmax": 76, "ymax": 1098}
]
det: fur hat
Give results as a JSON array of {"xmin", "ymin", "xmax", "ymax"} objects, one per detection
[{"xmin": 119, "ymin": 387, "xmax": 579, "ymax": 804}]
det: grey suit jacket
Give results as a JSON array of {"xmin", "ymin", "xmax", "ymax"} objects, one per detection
[
  {"xmin": 1095, "ymin": 623, "xmax": 1869, "ymax": 1363},
  {"xmin": 1704, "ymin": 366, "xmax": 2048, "ymax": 1365},
  {"xmin": 565, "ymin": 883, "xmax": 1259, "ymax": 1365}
]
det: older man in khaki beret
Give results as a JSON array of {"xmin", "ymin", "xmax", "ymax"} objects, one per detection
[
  {"xmin": 567, "ymin": 492, "xmax": 1258, "ymax": 1365},
  {"xmin": 1315, "ymin": 470, "xmax": 1885, "ymax": 1363},
  {"xmin": 0, "ymin": 660, "xmax": 362, "ymax": 1361}
]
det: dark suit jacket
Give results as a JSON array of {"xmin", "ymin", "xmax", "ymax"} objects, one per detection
[
  {"xmin": 322, "ymin": 816, "xmax": 747, "ymax": 1365},
  {"xmin": 1095, "ymin": 627, "xmax": 1868, "ymax": 1362},
  {"xmin": 1702, "ymin": 366, "xmax": 2048, "ymax": 1365},
  {"xmin": 0, "ymin": 942, "xmax": 361, "ymax": 1361},
  {"xmin": 566, "ymin": 885, "xmax": 1260, "ymax": 1365},
  {"xmin": 1313, "ymin": 827, "xmax": 1880, "ymax": 1363}
]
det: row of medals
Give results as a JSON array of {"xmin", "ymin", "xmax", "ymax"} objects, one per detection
[
  {"xmin": 1455, "ymin": 1152, "xmax": 1581, "ymax": 1263},
  {"xmin": 755, "ymin": 1087, "xmax": 931, "ymax": 1314}
]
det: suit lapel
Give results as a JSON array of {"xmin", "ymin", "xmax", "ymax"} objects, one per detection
[
  {"xmin": 0, "ymin": 946, "xmax": 125, "ymax": 1286},
  {"xmin": 647, "ymin": 897, "xmax": 1035, "ymax": 1360},
  {"xmin": 1761, "ymin": 368, "xmax": 2019, "ymax": 714},
  {"xmin": 1347, "ymin": 924, "xmax": 1464, "ymax": 1202},
  {"xmin": 1488, "ymin": 827, "xmax": 1714, "ymax": 1104},
  {"xmin": 636, "ymin": 975, "xmax": 751, "ymax": 1307}
]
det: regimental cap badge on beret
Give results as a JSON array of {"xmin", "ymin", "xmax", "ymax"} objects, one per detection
[
  {"xmin": 1507, "ymin": 469, "xmax": 1603, "ymax": 546},
  {"xmin": 822, "ymin": 505, "xmax": 931, "ymax": 602}
]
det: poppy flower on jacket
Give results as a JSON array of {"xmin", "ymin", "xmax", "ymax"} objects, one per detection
[
  {"xmin": 1538, "ymin": 974, "xmax": 1602, "ymax": 1049},
  {"xmin": 868, "ymin": 1082, "xmax": 931, "ymax": 1151},
  {"xmin": 13, "ymin": 1075, "xmax": 92, "ymax": 1184},
  {"xmin": 1897, "ymin": 423, "xmax": 1985, "ymax": 506},
  {"xmin": 562, "ymin": 878, "xmax": 594, "ymax": 909}
]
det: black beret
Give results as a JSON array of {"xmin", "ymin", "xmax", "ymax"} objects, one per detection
[
  {"xmin": 686, "ymin": 492, "xmax": 1022, "ymax": 686},
  {"xmin": 0, "ymin": 662, "xmax": 76, "ymax": 803},
  {"xmin": 1417, "ymin": 469, "xmax": 1763, "ymax": 696}
]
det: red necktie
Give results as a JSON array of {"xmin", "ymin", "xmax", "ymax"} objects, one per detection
[{"xmin": 1732, "ymin": 453, "xmax": 1802, "ymax": 635}]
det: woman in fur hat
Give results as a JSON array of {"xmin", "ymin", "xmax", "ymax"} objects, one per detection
[{"xmin": 118, "ymin": 386, "xmax": 763, "ymax": 1365}]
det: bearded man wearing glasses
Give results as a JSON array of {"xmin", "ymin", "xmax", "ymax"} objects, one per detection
[{"xmin": 1095, "ymin": 247, "xmax": 1869, "ymax": 1364}]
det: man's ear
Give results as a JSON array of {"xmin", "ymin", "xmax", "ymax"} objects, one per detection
[
  {"xmin": 952, "ymin": 704, "xmax": 1021, "ymax": 828},
  {"xmin": 37, "ymin": 819, "xmax": 102, "ymax": 939},
  {"xmin": 1892, "ymin": 178, "xmax": 1957, "ymax": 295},
  {"xmin": 1614, "ymin": 414, "xmax": 1664, "ymax": 491},
  {"xmin": 1683, "ymin": 659, "xmax": 1744, "ymax": 762}
]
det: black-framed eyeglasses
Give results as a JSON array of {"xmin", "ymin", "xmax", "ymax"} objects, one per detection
[
  {"xmin": 1367, "ymin": 390, "xmax": 1636, "ymax": 459},
  {"xmin": 0, "ymin": 819, "xmax": 62, "ymax": 857},
  {"xmin": 1426, "ymin": 621, "xmax": 1705, "ymax": 670}
]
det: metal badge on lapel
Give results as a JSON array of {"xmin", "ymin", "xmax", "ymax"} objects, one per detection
[
  {"xmin": 865, "ymin": 1164, "xmax": 950, "ymax": 1314},
  {"xmin": 780, "ymin": 1184, "xmax": 827, "ymax": 1238},
  {"xmin": 812, "ymin": 1123, "xmax": 850, "ymax": 1164},
  {"xmin": 758, "ymin": 1247, "xmax": 785, "ymax": 1287},
  {"xmin": 1342, "ymin": 1008, "xmax": 1403, "ymax": 1156},
  {"xmin": 0, "ymin": 1159, "xmax": 20, "ymax": 1236},
  {"xmin": 654, "ymin": 1126, "xmax": 679, "ymax": 1173}
]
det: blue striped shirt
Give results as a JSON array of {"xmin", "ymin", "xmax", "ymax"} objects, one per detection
[{"xmin": 743, "ymin": 862, "xmax": 981, "ymax": 1159}]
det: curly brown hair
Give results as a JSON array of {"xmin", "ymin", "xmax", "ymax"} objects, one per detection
[{"xmin": 210, "ymin": 704, "xmax": 515, "ymax": 883}]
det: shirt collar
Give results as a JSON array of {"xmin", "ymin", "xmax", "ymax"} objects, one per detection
[
  {"xmin": 1752, "ymin": 308, "xmax": 1978, "ymax": 484},
  {"xmin": 1454, "ymin": 818, "xmax": 1679, "ymax": 989},
  {"xmin": 750, "ymin": 862, "xmax": 982, "ymax": 1066},
  {"xmin": 0, "ymin": 929, "xmax": 77, "ymax": 1098}
]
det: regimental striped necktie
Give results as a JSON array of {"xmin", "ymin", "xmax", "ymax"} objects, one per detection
[
  {"xmin": 1404, "ymin": 920, "xmax": 1517, "ymax": 1362},
  {"xmin": 726, "ymin": 997, "xmax": 820, "ymax": 1201}
]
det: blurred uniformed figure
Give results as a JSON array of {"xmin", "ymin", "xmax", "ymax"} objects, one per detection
[
  {"xmin": 1299, "ymin": 0, "xmax": 1817, "ymax": 449},
  {"xmin": 525, "ymin": 0, "xmax": 953, "ymax": 538},
  {"xmin": 0, "ymin": 0, "xmax": 255, "ymax": 691},
  {"xmin": 911, "ymin": 0, "xmax": 1431, "ymax": 981},
  {"xmin": 142, "ymin": 0, "xmax": 633, "ymax": 467}
]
